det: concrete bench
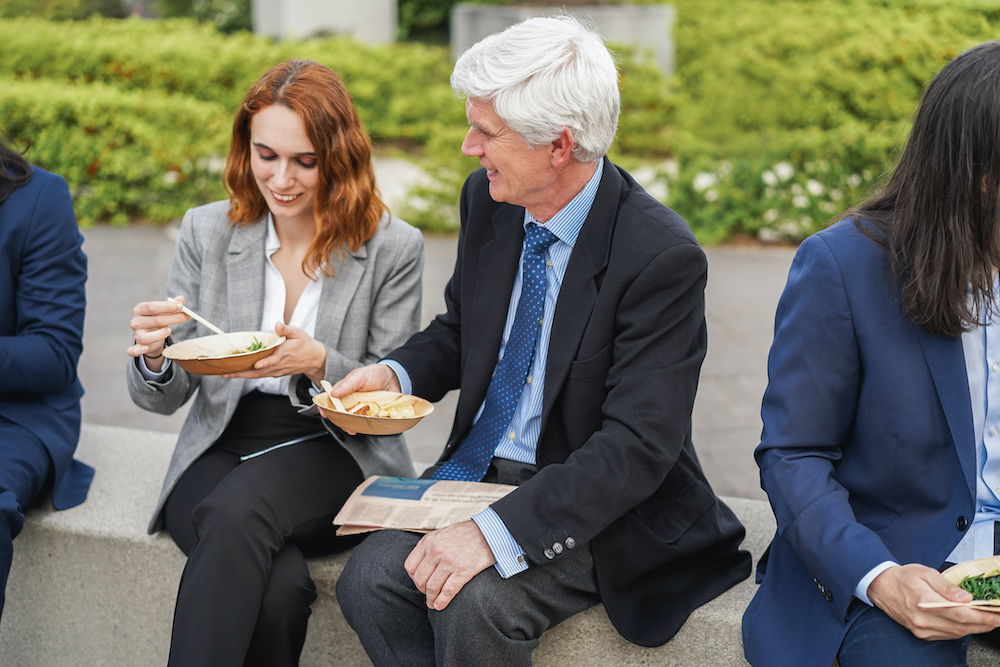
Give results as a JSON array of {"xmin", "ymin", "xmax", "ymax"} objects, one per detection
[{"xmin": 2, "ymin": 423, "xmax": 998, "ymax": 666}]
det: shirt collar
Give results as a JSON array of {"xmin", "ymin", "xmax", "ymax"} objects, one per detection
[
  {"xmin": 264, "ymin": 212, "xmax": 280, "ymax": 257},
  {"xmin": 524, "ymin": 158, "xmax": 604, "ymax": 248}
]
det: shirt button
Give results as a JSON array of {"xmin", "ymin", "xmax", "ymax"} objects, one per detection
[
  {"xmin": 992, "ymin": 427, "xmax": 997, "ymax": 437},
  {"xmin": 993, "ymin": 363, "xmax": 999, "ymax": 372},
  {"xmin": 539, "ymin": 318, "xmax": 543, "ymax": 326},
  {"xmin": 526, "ymin": 375, "xmax": 532, "ymax": 384},
  {"xmin": 546, "ymin": 258, "xmax": 553, "ymax": 267}
]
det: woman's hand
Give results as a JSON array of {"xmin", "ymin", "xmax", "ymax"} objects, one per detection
[
  {"xmin": 128, "ymin": 295, "xmax": 189, "ymax": 373},
  {"xmin": 221, "ymin": 321, "xmax": 327, "ymax": 384}
]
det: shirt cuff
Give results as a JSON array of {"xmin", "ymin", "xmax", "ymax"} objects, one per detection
[
  {"xmin": 855, "ymin": 561, "xmax": 900, "ymax": 606},
  {"xmin": 472, "ymin": 508, "xmax": 529, "ymax": 578},
  {"xmin": 138, "ymin": 355, "xmax": 172, "ymax": 381},
  {"xmin": 378, "ymin": 359, "xmax": 412, "ymax": 396}
]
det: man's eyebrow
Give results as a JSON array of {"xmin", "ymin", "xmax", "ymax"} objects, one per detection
[{"xmin": 469, "ymin": 122, "xmax": 493, "ymax": 136}]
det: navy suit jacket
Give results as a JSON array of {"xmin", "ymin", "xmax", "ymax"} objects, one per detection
[
  {"xmin": 742, "ymin": 219, "xmax": 976, "ymax": 666},
  {"xmin": 0, "ymin": 166, "xmax": 93, "ymax": 510},
  {"xmin": 391, "ymin": 160, "xmax": 751, "ymax": 646}
]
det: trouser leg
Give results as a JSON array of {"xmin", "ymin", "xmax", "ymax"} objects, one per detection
[
  {"xmin": 0, "ymin": 418, "xmax": 52, "ymax": 622},
  {"xmin": 838, "ymin": 605, "xmax": 970, "ymax": 667},
  {"xmin": 338, "ymin": 528, "xmax": 600, "ymax": 667},
  {"xmin": 165, "ymin": 436, "xmax": 363, "ymax": 667}
]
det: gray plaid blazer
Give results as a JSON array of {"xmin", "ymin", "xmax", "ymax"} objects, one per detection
[{"xmin": 127, "ymin": 200, "xmax": 422, "ymax": 534}]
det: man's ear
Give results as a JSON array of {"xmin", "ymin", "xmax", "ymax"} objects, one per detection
[{"xmin": 549, "ymin": 128, "xmax": 575, "ymax": 169}]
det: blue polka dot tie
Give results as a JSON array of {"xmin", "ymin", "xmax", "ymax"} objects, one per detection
[{"xmin": 431, "ymin": 223, "xmax": 558, "ymax": 481}]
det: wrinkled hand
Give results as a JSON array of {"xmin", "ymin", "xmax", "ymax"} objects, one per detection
[
  {"xmin": 128, "ymin": 295, "xmax": 189, "ymax": 373},
  {"xmin": 324, "ymin": 364, "xmax": 403, "ymax": 434},
  {"xmin": 868, "ymin": 563, "xmax": 1000, "ymax": 640},
  {"xmin": 221, "ymin": 321, "xmax": 326, "ymax": 384},
  {"xmin": 404, "ymin": 520, "xmax": 496, "ymax": 611},
  {"xmin": 330, "ymin": 363, "xmax": 401, "ymax": 396}
]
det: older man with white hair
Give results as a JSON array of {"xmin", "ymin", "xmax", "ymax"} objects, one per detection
[{"xmin": 331, "ymin": 14, "xmax": 751, "ymax": 666}]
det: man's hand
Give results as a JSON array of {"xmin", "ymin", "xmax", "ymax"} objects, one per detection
[
  {"xmin": 868, "ymin": 563, "xmax": 1000, "ymax": 640},
  {"xmin": 404, "ymin": 520, "xmax": 496, "ymax": 611},
  {"xmin": 330, "ymin": 363, "xmax": 401, "ymax": 396}
]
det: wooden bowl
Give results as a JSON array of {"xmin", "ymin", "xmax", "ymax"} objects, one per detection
[
  {"xmin": 313, "ymin": 390, "xmax": 433, "ymax": 435},
  {"xmin": 162, "ymin": 331, "xmax": 284, "ymax": 375},
  {"xmin": 943, "ymin": 556, "xmax": 1000, "ymax": 586}
]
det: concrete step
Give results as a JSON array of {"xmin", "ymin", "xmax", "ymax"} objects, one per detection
[{"xmin": 3, "ymin": 423, "xmax": 997, "ymax": 666}]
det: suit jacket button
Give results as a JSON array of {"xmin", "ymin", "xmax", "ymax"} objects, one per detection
[
  {"xmin": 565, "ymin": 537, "xmax": 576, "ymax": 549},
  {"xmin": 552, "ymin": 542, "xmax": 563, "ymax": 555},
  {"xmin": 543, "ymin": 549, "xmax": 555, "ymax": 560},
  {"xmin": 958, "ymin": 516, "xmax": 969, "ymax": 531},
  {"xmin": 823, "ymin": 590, "xmax": 833, "ymax": 602}
]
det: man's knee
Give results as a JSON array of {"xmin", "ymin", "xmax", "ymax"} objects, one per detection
[{"xmin": 337, "ymin": 531, "xmax": 420, "ymax": 617}]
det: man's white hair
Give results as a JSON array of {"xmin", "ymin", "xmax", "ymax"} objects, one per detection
[{"xmin": 450, "ymin": 13, "xmax": 621, "ymax": 163}]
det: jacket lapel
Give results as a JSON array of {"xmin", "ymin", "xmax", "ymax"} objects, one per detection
[
  {"xmin": 461, "ymin": 205, "xmax": 524, "ymax": 423},
  {"xmin": 917, "ymin": 329, "xmax": 977, "ymax": 499},
  {"xmin": 316, "ymin": 242, "xmax": 367, "ymax": 347},
  {"xmin": 541, "ymin": 159, "xmax": 620, "ymax": 419},
  {"xmin": 225, "ymin": 219, "xmax": 267, "ymax": 333}
]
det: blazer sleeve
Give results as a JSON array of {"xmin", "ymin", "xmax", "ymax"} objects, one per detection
[
  {"xmin": 0, "ymin": 172, "xmax": 86, "ymax": 395},
  {"xmin": 756, "ymin": 232, "xmax": 897, "ymax": 620},
  {"xmin": 326, "ymin": 219, "xmax": 424, "ymax": 381},
  {"xmin": 126, "ymin": 207, "xmax": 202, "ymax": 414}
]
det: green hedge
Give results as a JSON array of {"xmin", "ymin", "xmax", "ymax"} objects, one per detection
[
  {"xmin": 0, "ymin": 76, "xmax": 230, "ymax": 224},
  {"xmin": 664, "ymin": 0, "xmax": 1000, "ymax": 243},
  {"xmin": 6, "ymin": 3, "xmax": 1000, "ymax": 240}
]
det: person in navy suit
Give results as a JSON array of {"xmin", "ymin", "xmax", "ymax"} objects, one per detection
[
  {"xmin": 743, "ymin": 42, "xmax": 1000, "ymax": 666},
  {"xmin": 0, "ymin": 138, "xmax": 92, "ymax": 620}
]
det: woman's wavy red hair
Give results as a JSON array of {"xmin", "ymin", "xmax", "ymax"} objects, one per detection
[{"xmin": 224, "ymin": 59, "xmax": 386, "ymax": 277}]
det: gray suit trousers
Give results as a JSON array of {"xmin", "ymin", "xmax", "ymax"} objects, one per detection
[{"xmin": 336, "ymin": 460, "xmax": 601, "ymax": 667}]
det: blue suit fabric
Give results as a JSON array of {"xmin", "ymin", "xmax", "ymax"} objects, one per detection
[
  {"xmin": 743, "ymin": 218, "xmax": 976, "ymax": 666},
  {"xmin": 0, "ymin": 165, "xmax": 93, "ymax": 616}
]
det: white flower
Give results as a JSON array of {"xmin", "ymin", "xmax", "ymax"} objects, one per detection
[
  {"xmin": 779, "ymin": 221, "xmax": 800, "ymax": 236},
  {"xmin": 762, "ymin": 170, "xmax": 778, "ymax": 186},
  {"xmin": 829, "ymin": 188, "xmax": 843, "ymax": 200},
  {"xmin": 718, "ymin": 160, "xmax": 733, "ymax": 177},
  {"xmin": 763, "ymin": 208, "xmax": 779, "ymax": 222},
  {"xmin": 774, "ymin": 162, "xmax": 794, "ymax": 181},
  {"xmin": 791, "ymin": 183, "xmax": 804, "ymax": 195},
  {"xmin": 705, "ymin": 189, "xmax": 719, "ymax": 202},
  {"xmin": 664, "ymin": 159, "xmax": 680, "ymax": 181},
  {"xmin": 693, "ymin": 172, "xmax": 717, "ymax": 192},
  {"xmin": 758, "ymin": 228, "xmax": 781, "ymax": 243},
  {"xmin": 820, "ymin": 202, "xmax": 836, "ymax": 213},
  {"xmin": 765, "ymin": 187, "xmax": 777, "ymax": 198},
  {"xmin": 799, "ymin": 216, "xmax": 812, "ymax": 227},
  {"xmin": 792, "ymin": 195, "xmax": 810, "ymax": 208},
  {"xmin": 806, "ymin": 179, "xmax": 824, "ymax": 196},
  {"xmin": 163, "ymin": 171, "xmax": 179, "ymax": 186},
  {"xmin": 844, "ymin": 174, "xmax": 862, "ymax": 188},
  {"xmin": 207, "ymin": 156, "xmax": 227, "ymax": 174}
]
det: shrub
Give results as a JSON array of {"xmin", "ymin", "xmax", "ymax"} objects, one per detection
[{"xmin": 0, "ymin": 76, "xmax": 230, "ymax": 225}]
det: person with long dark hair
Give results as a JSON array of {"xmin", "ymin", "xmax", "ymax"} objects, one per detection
[
  {"xmin": 125, "ymin": 60, "xmax": 423, "ymax": 666},
  {"xmin": 0, "ymin": 138, "xmax": 92, "ymax": 620},
  {"xmin": 744, "ymin": 41, "xmax": 1000, "ymax": 666}
]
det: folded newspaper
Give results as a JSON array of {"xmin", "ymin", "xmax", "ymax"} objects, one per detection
[{"xmin": 333, "ymin": 476, "xmax": 517, "ymax": 536}]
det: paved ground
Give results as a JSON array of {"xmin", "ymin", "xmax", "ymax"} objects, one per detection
[{"xmin": 78, "ymin": 159, "xmax": 795, "ymax": 501}]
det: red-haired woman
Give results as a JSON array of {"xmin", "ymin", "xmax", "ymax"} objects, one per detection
[{"xmin": 125, "ymin": 60, "xmax": 423, "ymax": 666}]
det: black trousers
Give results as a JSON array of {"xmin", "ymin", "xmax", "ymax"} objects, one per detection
[{"xmin": 162, "ymin": 391, "xmax": 365, "ymax": 667}]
